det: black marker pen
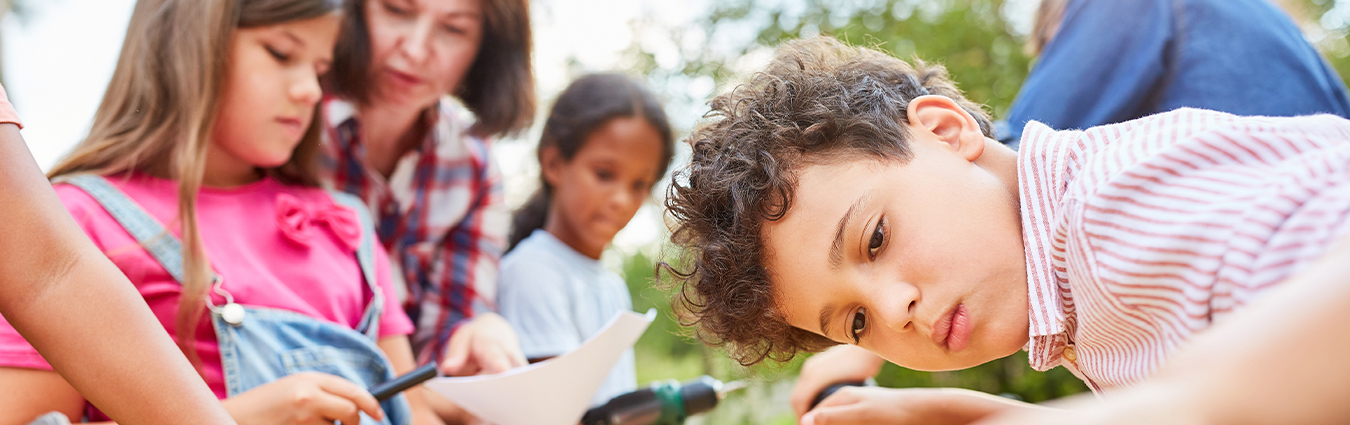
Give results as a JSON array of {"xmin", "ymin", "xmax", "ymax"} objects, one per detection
[{"xmin": 371, "ymin": 362, "xmax": 440, "ymax": 401}]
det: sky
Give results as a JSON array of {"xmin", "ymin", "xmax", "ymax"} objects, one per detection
[{"xmin": 1, "ymin": 0, "xmax": 1045, "ymax": 261}]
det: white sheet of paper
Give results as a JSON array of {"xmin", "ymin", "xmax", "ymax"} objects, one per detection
[{"xmin": 423, "ymin": 309, "xmax": 655, "ymax": 425}]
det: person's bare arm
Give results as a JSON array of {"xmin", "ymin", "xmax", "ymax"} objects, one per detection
[
  {"xmin": 0, "ymin": 367, "xmax": 85, "ymax": 425},
  {"xmin": 978, "ymin": 235, "xmax": 1350, "ymax": 425},
  {"xmin": 0, "ymin": 123, "xmax": 236, "ymax": 425}
]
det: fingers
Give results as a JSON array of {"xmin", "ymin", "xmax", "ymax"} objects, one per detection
[
  {"xmin": 475, "ymin": 348, "xmax": 514, "ymax": 375},
  {"xmin": 812, "ymin": 387, "xmax": 863, "ymax": 409},
  {"xmin": 504, "ymin": 341, "xmax": 528, "ymax": 369},
  {"xmin": 801, "ymin": 403, "xmax": 868, "ymax": 425},
  {"xmin": 309, "ymin": 373, "xmax": 385, "ymax": 422},
  {"xmin": 790, "ymin": 373, "xmax": 831, "ymax": 417},
  {"xmin": 791, "ymin": 346, "xmax": 879, "ymax": 417},
  {"xmin": 799, "ymin": 388, "xmax": 865, "ymax": 425},
  {"xmin": 440, "ymin": 329, "xmax": 474, "ymax": 376},
  {"xmin": 441, "ymin": 315, "xmax": 529, "ymax": 376}
]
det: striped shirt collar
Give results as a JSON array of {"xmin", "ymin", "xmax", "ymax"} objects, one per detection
[{"xmin": 1016, "ymin": 121, "xmax": 1083, "ymax": 346}]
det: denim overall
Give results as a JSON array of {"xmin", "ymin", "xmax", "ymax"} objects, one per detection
[{"xmin": 62, "ymin": 175, "xmax": 411, "ymax": 425}]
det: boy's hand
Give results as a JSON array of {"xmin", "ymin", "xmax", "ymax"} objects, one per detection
[
  {"xmin": 802, "ymin": 387, "xmax": 1039, "ymax": 425},
  {"xmin": 222, "ymin": 372, "xmax": 384, "ymax": 425},
  {"xmin": 440, "ymin": 313, "xmax": 527, "ymax": 376},
  {"xmin": 790, "ymin": 345, "xmax": 885, "ymax": 417}
]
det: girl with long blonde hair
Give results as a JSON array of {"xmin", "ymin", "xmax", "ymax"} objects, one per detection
[{"xmin": 0, "ymin": 0, "xmax": 442, "ymax": 424}]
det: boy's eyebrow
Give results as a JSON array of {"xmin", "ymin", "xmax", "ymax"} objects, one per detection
[
  {"xmin": 818, "ymin": 302, "xmax": 838, "ymax": 339},
  {"xmin": 829, "ymin": 196, "xmax": 867, "ymax": 270}
]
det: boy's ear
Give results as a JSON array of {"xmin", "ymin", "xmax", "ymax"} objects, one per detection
[
  {"xmin": 540, "ymin": 145, "xmax": 565, "ymax": 187},
  {"xmin": 906, "ymin": 95, "xmax": 986, "ymax": 162}
]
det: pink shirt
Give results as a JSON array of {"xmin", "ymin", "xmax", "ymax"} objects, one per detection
[
  {"xmin": 0, "ymin": 174, "xmax": 414, "ymax": 401},
  {"xmin": 1019, "ymin": 109, "xmax": 1350, "ymax": 392}
]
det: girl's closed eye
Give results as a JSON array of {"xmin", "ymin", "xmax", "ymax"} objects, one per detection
[
  {"xmin": 442, "ymin": 22, "xmax": 466, "ymax": 35},
  {"xmin": 851, "ymin": 307, "xmax": 868, "ymax": 343},
  {"xmin": 265, "ymin": 45, "xmax": 292, "ymax": 63}
]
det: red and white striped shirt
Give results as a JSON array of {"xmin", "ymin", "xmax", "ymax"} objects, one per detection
[{"xmin": 1017, "ymin": 108, "xmax": 1350, "ymax": 392}]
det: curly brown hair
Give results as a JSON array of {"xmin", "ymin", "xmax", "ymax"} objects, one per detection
[{"xmin": 661, "ymin": 36, "xmax": 993, "ymax": 366}]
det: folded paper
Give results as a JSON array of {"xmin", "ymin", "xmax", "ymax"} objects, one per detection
[{"xmin": 424, "ymin": 309, "xmax": 655, "ymax": 425}]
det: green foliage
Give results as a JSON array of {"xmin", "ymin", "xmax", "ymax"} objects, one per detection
[
  {"xmin": 747, "ymin": 0, "xmax": 1032, "ymax": 117},
  {"xmin": 1290, "ymin": 0, "xmax": 1350, "ymax": 88}
]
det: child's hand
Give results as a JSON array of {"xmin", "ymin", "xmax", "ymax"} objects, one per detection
[
  {"xmin": 440, "ymin": 313, "xmax": 527, "ymax": 376},
  {"xmin": 222, "ymin": 372, "xmax": 385, "ymax": 425},
  {"xmin": 789, "ymin": 345, "xmax": 886, "ymax": 417},
  {"xmin": 802, "ymin": 387, "xmax": 1038, "ymax": 425}
]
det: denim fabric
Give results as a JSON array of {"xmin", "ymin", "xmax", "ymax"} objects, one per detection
[
  {"xmin": 211, "ymin": 306, "xmax": 410, "ymax": 425},
  {"xmin": 61, "ymin": 175, "xmax": 411, "ymax": 425},
  {"xmin": 1001, "ymin": 0, "xmax": 1350, "ymax": 146},
  {"xmin": 24, "ymin": 413, "xmax": 71, "ymax": 425}
]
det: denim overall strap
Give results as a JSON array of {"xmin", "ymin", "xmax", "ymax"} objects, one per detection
[
  {"xmin": 58, "ymin": 175, "xmax": 411, "ymax": 425},
  {"xmin": 328, "ymin": 189, "xmax": 383, "ymax": 340},
  {"xmin": 55, "ymin": 175, "xmax": 188, "ymax": 283}
]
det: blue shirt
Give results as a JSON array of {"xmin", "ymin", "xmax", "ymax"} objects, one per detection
[
  {"xmin": 496, "ymin": 229, "xmax": 637, "ymax": 407},
  {"xmin": 1001, "ymin": 0, "xmax": 1350, "ymax": 146}
]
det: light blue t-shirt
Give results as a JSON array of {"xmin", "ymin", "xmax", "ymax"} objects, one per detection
[{"xmin": 497, "ymin": 229, "xmax": 637, "ymax": 407}]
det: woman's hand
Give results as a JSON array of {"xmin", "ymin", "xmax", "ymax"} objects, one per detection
[
  {"xmin": 802, "ymin": 387, "xmax": 1046, "ymax": 425},
  {"xmin": 440, "ymin": 313, "xmax": 527, "ymax": 376},
  {"xmin": 222, "ymin": 372, "xmax": 384, "ymax": 425},
  {"xmin": 789, "ymin": 345, "xmax": 886, "ymax": 417}
]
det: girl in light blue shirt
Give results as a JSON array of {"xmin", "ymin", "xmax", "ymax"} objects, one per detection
[{"xmin": 497, "ymin": 73, "xmax": 675, "ymax": 406}]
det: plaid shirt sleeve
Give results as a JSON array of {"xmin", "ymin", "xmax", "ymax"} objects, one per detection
[
  {"xmin": 318, "ymin": 97, "xmax": 511, "ymax": 364},
  {"xmin": 418, "ymin": 138, "xmax": 509, "ymax": 362}
]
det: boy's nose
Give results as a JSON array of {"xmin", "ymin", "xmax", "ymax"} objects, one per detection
[{"xmin": 874, "ymin": 282, "xmax": 920, "ymax": 333}]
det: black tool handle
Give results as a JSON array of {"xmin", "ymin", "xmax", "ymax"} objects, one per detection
[
  {"xmin": 810, "ymin": 380, "xmax": 866, "ymax": 410},
  {"xmin": 371, "ymin": 362, "xmax": 439, "ymax": 401}
]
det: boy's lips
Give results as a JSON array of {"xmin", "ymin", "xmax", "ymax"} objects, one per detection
[{"xmin": 931, "ymin": 303, "xmax": 972, "ymax": 352}]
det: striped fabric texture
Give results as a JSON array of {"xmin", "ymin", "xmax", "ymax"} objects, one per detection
[
  {"xmin": 1017, "ymin": 108, "xmax": 1350, "ymax": 392},
  {"xmin": 320, "ymin": 97, "xmax": 509, "ymax": 363}
]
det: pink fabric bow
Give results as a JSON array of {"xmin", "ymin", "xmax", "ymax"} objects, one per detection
[{"xmin": 276, "ymin": 193, "xmax": 362, "ymax": 251}]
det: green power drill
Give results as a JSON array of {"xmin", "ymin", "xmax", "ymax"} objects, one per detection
[{"xmin": 580, "ymin": 376, "xmax": 747, "ymax": 425}]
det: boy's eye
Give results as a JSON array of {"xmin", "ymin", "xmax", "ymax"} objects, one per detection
[
  {"xmin": 850, "ymin": 307, "xmax": 867, "ymax": 344},
  {"xmin": 596, "ymin": 169, "xmax": 615, "ymax": 181},
  {"xmin": 265, "ymin": 45, "xmax": 291, "ymax": 62},
  {"xmin": 442, "ymin": 23, "xmax": 465, "ymax": 35},
  {"xmin": 867, "ymin": 217, "xmax": 887, "ymax": 260}
]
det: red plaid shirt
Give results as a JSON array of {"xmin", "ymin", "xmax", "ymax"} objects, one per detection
[{"xmin": 320, "ymin": 96, "xmax": 508, "ymax": 362}]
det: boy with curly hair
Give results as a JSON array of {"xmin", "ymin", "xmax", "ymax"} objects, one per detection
[{"xmin": 663, "ymin": 36, "xmax": 1350, "ymax": 424}]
